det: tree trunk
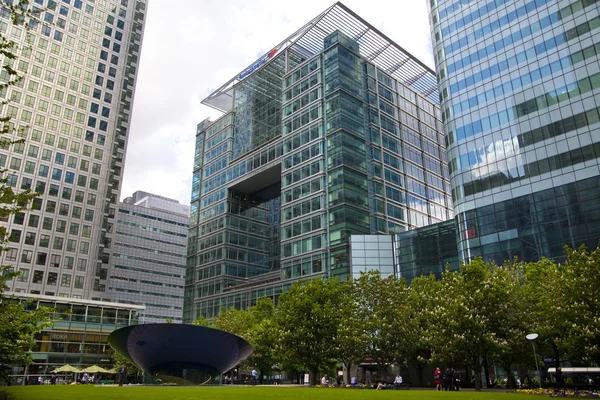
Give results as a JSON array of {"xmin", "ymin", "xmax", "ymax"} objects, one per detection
[
  {"xmin": 465, "ymin": 365, "xmax": 471, "ymax": 388},
  {"xmin": 473, "ymin": 358, "xmax": 483, "ymax": 391},
  {"xmin": 552, "ymin": 342, "xmax": 561, "ymax": 370},
  {"xmin": 344, "ymin": 363, "xmax": 352, "ymax": 387},
  {"xmin": 483, "ymin": 355, "xmax": 491, "ymax": 388},
  {"xmin": 310, "ymin": 369, "xmax": 317, "ymax": 386}
]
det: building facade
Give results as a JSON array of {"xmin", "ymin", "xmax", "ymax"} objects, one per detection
[
  {"xmin": 393, "ymin": 219, "xmax": 459, "ymax": 282},
  {"xmin": 185, "ymin": 3, "xmax": 453, "ymax": 320},
  {"xmin": 106, "ymin": 191, "xmax": 188, "ymax": 323},
  {"xmin": 7, "ymin": 292, "xmax": 144, "ymax": 384},
  {"xmin": 0, "ymin": 0, "xmax": 148, "ymax": 300},
  {"xmin": 428, "ymin": 0, "xmax": 600, "ymax": 264}
]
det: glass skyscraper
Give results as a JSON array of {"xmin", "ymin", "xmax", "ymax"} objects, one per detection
[
  {"xmin": 428, "ymin": 0, "xmax": 600, "ymax": 263},
  {"xmin": 185, "ymin": 3, "xmax": 453, "ymax": 320},
  {"xmin": 0, "ymin": 0, "xmax": 148, "ymax": 300}
]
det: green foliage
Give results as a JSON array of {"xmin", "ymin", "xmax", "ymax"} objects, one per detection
[
  {"xmin": 112, "ymin": 349, "xmax": 142, "ymax": 375},
  {"xmin": 276, "ymin": 278, "xmax": 344, "ymax": 384},
  {"xmin": 192, "ymin": 314, "xmax": 213, "ymax": 327},
  {"xmin": 0, "ymin": 0, "xmax": 50, "ymax": 385},
  {"xmin": 0, "ymin": 298, "xmax": 53, "ymax": 382}
]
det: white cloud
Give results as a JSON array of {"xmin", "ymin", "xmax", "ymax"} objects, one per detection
[{"xmin": 122, "ymin": 0, "xmax": 434, "ymax": 205}]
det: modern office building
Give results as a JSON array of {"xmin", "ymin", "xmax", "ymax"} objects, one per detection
[
  {"xmin": 393, "ymin": 219, "xmax": 459, "ymax": 282},
  {"xmin": 185, "ymin": 3, "xmax": 454, "ymax": 320},
  {"xmin": 349, "ymin": 221, "xmax": 459, "ymax": 284},
  {"xmin": 428, "ymin": 0, "xmax": 600, "ymax": 264},
  {"xmin": 0, "ymin": 0, "xmax": 149, "ymax": 299},
  {"xmin": 106, "ymin": 191, "xmax": 188, "ymax": 323},
  {"xmin": 7, "ymin": 292, "xmax": 144, "ymax": 385}
]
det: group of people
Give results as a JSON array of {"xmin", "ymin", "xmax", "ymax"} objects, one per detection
[{"xmin": 434, "ymin": 367, "xmax": 461, "ymax": 391}]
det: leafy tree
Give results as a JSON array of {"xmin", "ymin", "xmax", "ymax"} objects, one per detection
[
  {"xmin": 276, "ymin": 278, "xmax": 343, "ymax": 385},
  {"xmin": 0, "ymin": 1, "xmax": 50, "ymax": 384},
  {"xmin": 487, "ymin": 262, "xmax": 533, "ymax": 388},
  {"xmin": 522, "ymin": 257, "xmax": 568, "ymax": 369},
  {"xmin": 431, "ymin": 259, "xmax": 522, "ymax": 391},
  {"xmin": 111, "ymin": 348, "xmax": 142, "ymax": 376},
  {"xmin": 335, "ymin": 279, "xmax": 367, "ymax": 385},
  {"xmin": 554, "ymin": 245, "xmax": 600, "ymax": 364},
  {"xmin": 245, "ymin": 298, "xmax": 278, "ymax": 383},
  {"xmin": 0, "ymin": 298, "xmax": 53, "ymax": 382},
  {"xmin": 404, "ymin": 274, "xmax": 442, "ymax": 386},
  {"xmin": 192, "ymin": 314, "xmax": 213, "ymax": 327}
]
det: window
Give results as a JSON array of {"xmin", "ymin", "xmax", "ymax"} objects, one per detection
[
  {"xmin": 17, "ymin": 269, "xmax": 29, "ymax": 282},
  {"xmin": 47, "ymin": 272, "xmax": 58, "ymax": 286},
  {"xmin": 9, "ymin": 230, "xmax": 21, "ymax": 243},
  {"xmin": 61, "ymin": 274, "xmax": 71, "ymax": 287},
  {"xmin": 25, "ymin": 232, "xmax": 36, "ymax": 245},
  {"xmin": 39, "ymin": 234, "xmax": 50, "ymax": 248},
  {"xmin": 32, "ymin": 270, "xmax": 44, "ymax": 284},
  {"xmin": 28, "ymin": 214, "xmax": 39, "ymax": 228},
  {"xmin": 5, "ymin": 248, "xmax": 17, "ymax": 261},
  {"xmin": 53, "ymin": 237, "xmax": 63, "ymax": 250},
  {"xmin": 13, "ymin": 213, "xmax": 25, "ymax": 225},
  {"xmin": 42, "ymin": 217, "xmax": 53, "ymax": 230},
  {"xmin": 56, "ymin": 220, "xmax": 66, "ymax": 233},
  {"xmin": 77, "ymin": 259, "xmax": 86, "ymax": 271},
  {"xmin": 50, "ymin": 254, "xmax": 61, "ymax": 268},
  {"xmin": 74, "ymin": 276, "xmax": 84, "ymax": 289},
  {"xmin": 36, "ymin": 252, "xmax": 47, "ymax": 265},
  {"xmin": 21, "ymin": 250, "xmax": 32, "ymax": 263},
  {"xmin": 61, "ymin": 257, "xmax": 73, "ymax": 271},
  {"xmin": 46, "ymin": 201, "xmax": 56, "ymax": 213}
]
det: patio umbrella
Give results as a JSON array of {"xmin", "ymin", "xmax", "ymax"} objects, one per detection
[
  {"xmin": 80, "ymin": 365, "xmax": 110, "ymax": 373},
  {"xmin": 51, "ymin": 364, "xmax": 81, "ymax": 373}
]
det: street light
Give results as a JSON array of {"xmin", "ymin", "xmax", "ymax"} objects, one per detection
[{"xmin": 526, "ymin": 333, "xmax": 542, "ymax": 388}]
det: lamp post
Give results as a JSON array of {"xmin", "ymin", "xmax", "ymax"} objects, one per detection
[{"xmin": 526, "ymin": 333, "xmax": 542, "ymax": 388}]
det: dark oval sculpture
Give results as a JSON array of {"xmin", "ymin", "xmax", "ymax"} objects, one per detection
[{"xmin": 108, "ymin": 324, "xmax": 253, "ymax": 385}]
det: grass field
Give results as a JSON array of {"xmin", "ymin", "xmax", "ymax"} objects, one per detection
[{"xmin": 3, "ymin": 385, "xmax": 536, "ymax": 400}]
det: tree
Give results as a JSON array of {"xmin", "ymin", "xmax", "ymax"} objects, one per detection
[
  {"xmin": 245, "ymin": 298, "xmax": 278, "ymax": 383},
  {"xmin": 335, "ymin": 279, "xmax": 367, "ymax": 385},
  {"xmin": 192, "ymin": 314, "xmax": 213, "ymax": 327},
  {"xmin": 431, "ymin": 258, "xmax": 527, "ymax": 391},
  {"xmin": 552, "ymin": 245, "xmax": 600, "ymax": 364},
  {"xmin": 276, "ymin": 278, "xmax": 343, "ymax": 385},
  {"xmin": 0, "ymin": 1, "xmax": 51, "ymax": 384},
  {"xmin": 0, "ymin": 298, "xmax": 53, "ymax": 382},
  {"xmin": 522, "ymin": 257, "xmax": 568, "ymax": 370},
  {"xmin": 487, "ymin": 262, "xmax": 532, "ymax": 388},
  {"xmin": 111, "ymin": 348, "xmax": 142, "ymax": 376},
  {"xmin": 404, "ymin": 274, "xmax": 442, "ymax": 386}
]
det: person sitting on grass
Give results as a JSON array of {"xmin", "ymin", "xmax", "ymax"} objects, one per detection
[
  {"xmin": 321, "ymin": 374, "xmax": 329, "ymax": 387},
  {"xmin": 376, "ymin": 378, "xmax": 386, "ymax": 390},
  {"xmin": 351, "ymin": 376, "xmax": 358, "ymax": 387}
]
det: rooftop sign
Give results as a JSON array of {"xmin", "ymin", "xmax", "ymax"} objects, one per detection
[{"xmin": 238, "ymin": 48, "xmax": 278, "ymax": 80}]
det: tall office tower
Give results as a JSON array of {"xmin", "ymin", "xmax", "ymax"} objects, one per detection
[
  {"xmin": 0, "ymin": 0, "xmax": 148, "ymax": 299},
  {"xmin": 184, "ymin": 3, "xmax": 454, "ymax": 320},
  {"xmin": 106, "ymin": 191, "xmax": 188, "ymax": 323},
  {"xmin": 428, "ymin": 0, "xmax": 600, "ymax": 263}
]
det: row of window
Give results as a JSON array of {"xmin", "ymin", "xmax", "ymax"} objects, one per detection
[
  {"xmin": 452, "ymin": 70, "xmax": 600, "ymax": 144},
  {"xmin": 451, "ymin": 39, "xmax": 600, "ymax": 117},
  {"xmin": 446, "ymin": 2, "xmax": 597, "ymax": 74}
]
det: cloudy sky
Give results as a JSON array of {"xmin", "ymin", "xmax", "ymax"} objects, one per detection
[{"xmin": 121, "ymin": 0, "xmax": 434, "ymax": 205}]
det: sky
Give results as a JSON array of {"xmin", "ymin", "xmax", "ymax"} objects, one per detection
[{"xmin": 121, "ymin": 0, "xmax": 434, "ymax": 206}]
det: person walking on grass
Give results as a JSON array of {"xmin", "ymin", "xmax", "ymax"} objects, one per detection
[
  {"xmin": 434, "ymin": 367, "xmax": 442, "ymax": 391},
  {"xmin": 119, "ymin": 365, "xmax": 127, "ymax": 387}
]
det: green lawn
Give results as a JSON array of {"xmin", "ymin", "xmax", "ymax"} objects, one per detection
[{"xmin": 3, "ymin": 385, "xmax": 535, "ymax": 400}]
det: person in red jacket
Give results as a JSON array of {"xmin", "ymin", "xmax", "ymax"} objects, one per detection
[{"xmin": 434, "ymin": 367, "xmax": 442, "ymax": 391}]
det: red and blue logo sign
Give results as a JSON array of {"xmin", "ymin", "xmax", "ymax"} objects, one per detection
[{"xmin": 238, "ymin": 48, "xmax": 278, "ymax": 80}]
